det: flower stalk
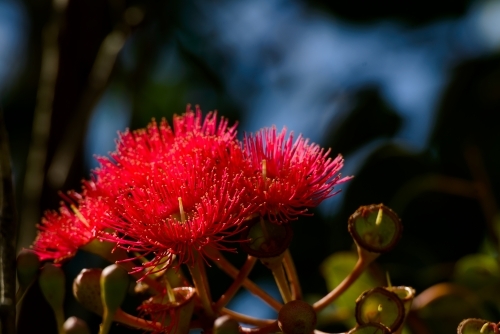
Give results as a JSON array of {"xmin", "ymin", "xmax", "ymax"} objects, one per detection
[
  {"xmin": 313, "ymin": 245, "xmax": 379, "ymax": 312},
  {"xmin": 220, "ymin": 308, "xmax": 275, "ymax": 327},
  {"xmin": 39, "ymin": 264, "xmax": 66, "ymax": 334},
  {"xmin": 207, "ymin": 249, "xmax": 283, "ymax": 311},
  {"xmin": 283, "ymin": 249, "xmax": 302, "ymax": 300},
  {"xmin": 215, "ymin": 255, "xmax": 257, "ymax": 312},
  {"xmin": 188, "ymin": 252, "xmax": 215, "ymax": 319},
  {"xmin": 261, "ymin": 254, "xmax": 293, "ymax": 304}
]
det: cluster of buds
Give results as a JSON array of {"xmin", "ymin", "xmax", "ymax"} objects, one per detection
[{"xmin": 16, "ymin": 106, "xmax": 411, "ymax": 333}]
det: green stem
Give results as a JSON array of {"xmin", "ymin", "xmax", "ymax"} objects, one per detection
[
  {"xmin": 261, "ymin": 254, "xmax": 292, "ymax": 304},
  {"xmin": 215, "ymin": 255, "xmax": 257, "ymax": 311},
  {"xmin": 313, "ymin": 246, "xmax": 378, "ymax": 312},
  {"xmin": 270, "ymin": 262, "xmax": 292, "ymax": 304},
  {"xmin": 188, "ymin": 252, "xmax": 215, "ymax": 318},
  {"xmin": 114, "ymin": 309, "xmax": 163, "ymax": 331},
  {"xmin": 54, "ymin": 312, "xmax": 65, "ymax": 334},
  {"xmin": 283, "ymin": 249, "xmax": 302, "ymax": 300},
  {"xmin": 99, "ymin": 309, "xmax": 113, "ymax": 334}
]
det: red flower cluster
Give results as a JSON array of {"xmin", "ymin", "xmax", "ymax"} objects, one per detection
[
  {"xmin": 31, "ymin": 181, "xmax": 108, "ymax": 263},
  {"xmin": 31, "ymin": 105, "xmax": 351, "ymax": 273}
]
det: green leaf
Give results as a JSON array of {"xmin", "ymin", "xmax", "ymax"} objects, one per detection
[
  {"xmin": 320, "ymin": 251, "xmax": 382, "ymax": 328},
  {"xmin": 453, "ymin": 253, "xmax": 500, "ymax": 314},
  {"xmin": 454, "ymin": 254, "xmax": 500, "ymax": 289}
]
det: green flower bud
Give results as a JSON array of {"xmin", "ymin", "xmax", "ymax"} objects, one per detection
[
  {"xmin": 240, "ymin": 217, "xmax": 293, "ymax": 258},
  {"xmin": 100, "ymin": 264, "xmax": 129, "ymax": 314},
  {"xmin": 73, "ymin": 268, "xmax": 103, "ymax": 315},
  {"xmin": 99, "ymin": 264, "xmax": 130, "ymax": 334},
  {"xmin": 278, "ymin": 300, "xmax": 317, "ymax": 334},
  {"xmin": 39, "ymin": 264, "xmax": 66, "ymax": 332},
  {"xmin": 16, "ymin": 249, "xmax": 40, "ymax": 288}
]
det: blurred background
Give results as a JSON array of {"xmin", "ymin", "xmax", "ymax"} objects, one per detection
[{"xmin": 2, "ymin": 0, "xmax": 500, "ymax": 332}]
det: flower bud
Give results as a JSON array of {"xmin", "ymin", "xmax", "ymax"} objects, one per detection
[
  {"xmin": 73, "ymin": 268, "xmax": 103, "ymax": 315},
  {"xmin": 100, "ymin": 264, "xmax": 130, "ymax": 334},
  {"xmin": 63, "ymin": 316, "xmax": 91, "ymax": 334},
  {"xmin": 73, "ymin": 268, "xmax": 165, "ymax": 333},
  {"xmin": 100, "ymin": 264, "xmax": 129, "ymax": 314},
  {"xmin": 16, "ymin": 249, "xmax": 40, "ymax": 288},
  {"xmin": 240, "ymin": 217, "xmax": 293, "ymax": 258},
  {"xmin": 278, "ymin": 300, "xmax": 317, "ymax": 334},
  {"xmin": 39, "ymin": 264, "xmax": 65, "ymax": 307},
  {"xmin": 213, "ymin": 315, "xmax": 240, "ymax": 334},
  {"xmin": 39, "ymin": 263, "xmax": 66, "ymax": 331}
]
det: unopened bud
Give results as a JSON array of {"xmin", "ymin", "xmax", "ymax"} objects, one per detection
[
  {"xmin": 240, "ymin": 217, "xmax": 293, "ymax": 258},
  {"xmin": 214, "ymin": 315, "xmax": 240, "ymax": 334},
  {"xmin": 39, "ymin": 264, "xmax": 65, "ymax": 312},
  {"xmin": 100, "ymin": 264, "xmax": 129, "ymax": 313},
  {"xmin": 16, "ymin": 249, "xmax": 40, "ymax": 287},
  {"xmin": 39, "ymin": 263, "xmax": 66, "ymax": 331},
  {"xmin": 63, "ymin": 316, "xmax": 91, "ymax": 334},
  {"xmin": 73, "ymin": 268, "xmax": 103, "ymax": 315},
  {"xmin": 278, "ymin": 300, "xmax": 316, "ymax": 334}
]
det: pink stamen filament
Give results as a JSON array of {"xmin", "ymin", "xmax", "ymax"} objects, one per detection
[{"xmin": 262, "ymin": 159, "xmax": 267, "ymax": 188}]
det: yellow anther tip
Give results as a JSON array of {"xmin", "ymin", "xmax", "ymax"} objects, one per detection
[
  {"xmin": 480, "ymin": 323, "xmax": 490, "ymax": 333},
  {"xmin": 375, "ymin": 207, "xmax": 383, "ymax": 226}
]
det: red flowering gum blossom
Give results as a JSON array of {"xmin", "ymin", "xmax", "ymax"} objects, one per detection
[
  {"xmin": 94, "ymin": 109, "xmax": 251, "ymax": 276},
  {"xmin": 93, "ymin": 105, "xmax": 239, "ymax": 199},
  {"xmin": 116, "ymin": 104, "xmax": 236, "ymax": 161},
  {"xmin": 31, "ymin": 182, "xmax": 109, "ymax": 263},
  {"xmin": 243, "ymin": 126, "xmax": 352, "ymax": 224},
  {"xmin": 99, "ymin": 155, "xmax": 254, "ymax": 276},
  {"xmin": 171, "ymin": 105, "xmax": 237, "ymax": 141}
]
